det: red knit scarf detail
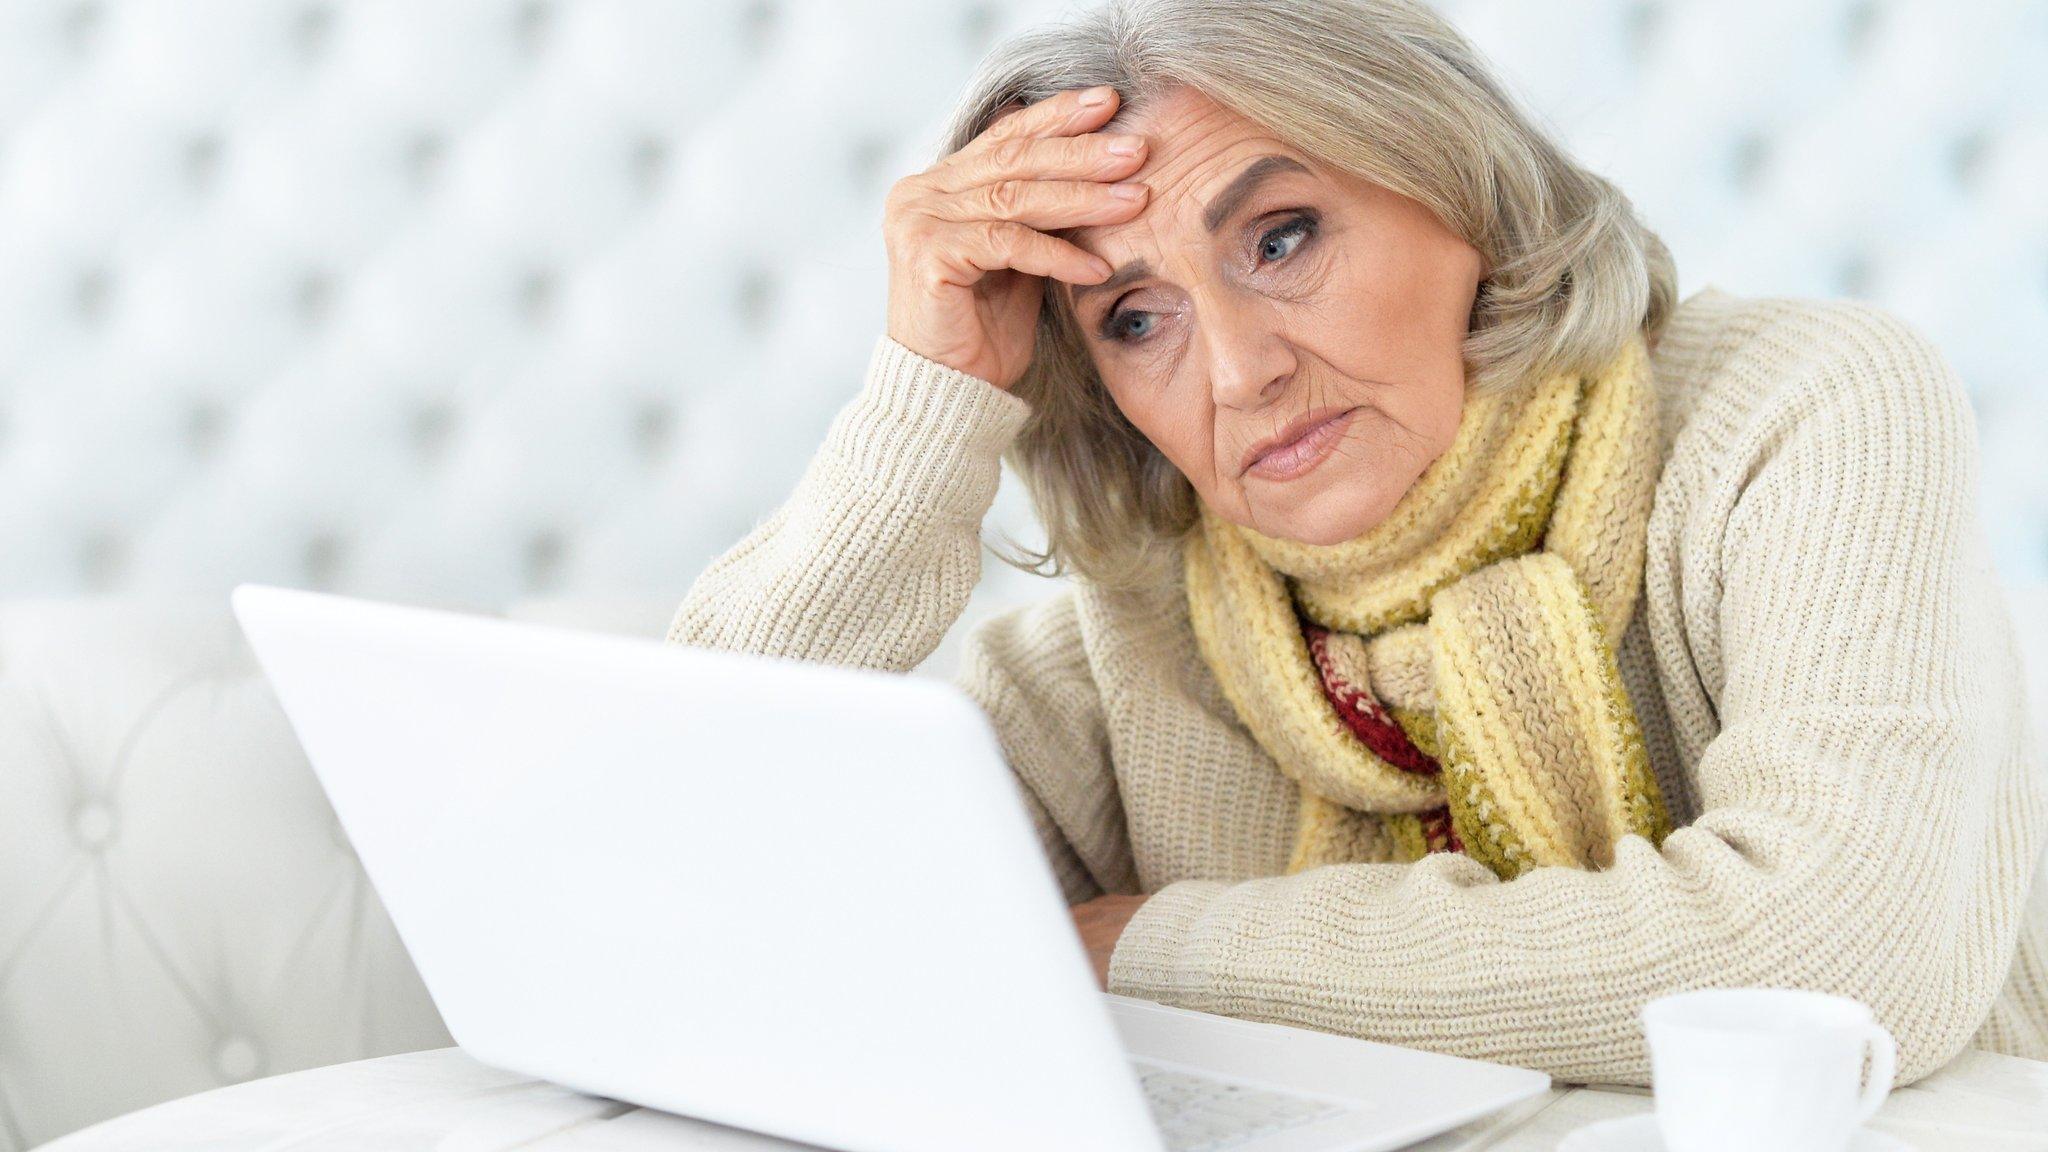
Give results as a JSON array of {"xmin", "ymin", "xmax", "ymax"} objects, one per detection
[{"xmin": 1300, "ymin": 620, "xmax": 1464, "ymax": 857}]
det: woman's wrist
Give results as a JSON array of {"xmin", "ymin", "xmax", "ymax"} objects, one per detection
[{"xmin": 817, "ymin": 334, "xmax": 1034, "ymax": 522}]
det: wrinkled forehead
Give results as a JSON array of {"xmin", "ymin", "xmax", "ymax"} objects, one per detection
[
  {"xmin": 1108, "ymin": 95, "xmax": 1318, "ymax": 220},
  {"xmin": 1066, "ymin": 114, "xmax": 1310, "ymax": 236},
  {"xmin": 1056, "ymin": 132, "xmax": 1323, "ymax": 316}
]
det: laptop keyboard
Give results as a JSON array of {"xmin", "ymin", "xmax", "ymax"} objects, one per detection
[{"xmin": 1130, "ymin": 1058, "xmax": 1350, "ymax": 1152}]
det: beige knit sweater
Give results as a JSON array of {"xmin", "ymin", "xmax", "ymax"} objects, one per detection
[{"xmin": 666, "ymin": 284, "xmax": 2047, "ymax": 1089}]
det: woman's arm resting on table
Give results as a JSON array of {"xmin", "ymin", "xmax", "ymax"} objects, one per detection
[{"xmin": 1108, "ymin": 307, "xmax": 2047, "ymax": 1089}]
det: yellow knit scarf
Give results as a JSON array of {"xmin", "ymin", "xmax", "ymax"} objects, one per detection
[{"xmin": 1182, "ymin": 331, "xmax": 1674, "ymax": 880}]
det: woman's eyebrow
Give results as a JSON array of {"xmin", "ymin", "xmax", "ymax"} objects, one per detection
[
  {"xmin": 1070, "ymin": 153, "xmax": 1312, "ymax": 308},
  {"xmin": 1201, "ymin": 153, "xmax": 1310, "ymax": 231}
]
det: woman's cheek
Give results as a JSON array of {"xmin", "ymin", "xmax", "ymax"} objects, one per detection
[
  {"xmin": 1121, "ymin": 387, "xmax": 1207, "ymax": 483},
  {"xmin": 1275, "ymin": 250, "xmax": 1338, "ymax": 309},
  {"xmin": 1179, "ymin": 403, "xmax": 1231, "ymax": 487}
]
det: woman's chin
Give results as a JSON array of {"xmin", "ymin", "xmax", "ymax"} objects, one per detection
[
  {"xmin": 1270, "ymin": 516, "xmax": 1379, "ymax": 546},
  {"xmin": 1242, "ymin": 476, "xmax": 1400, "ymax": 545}
]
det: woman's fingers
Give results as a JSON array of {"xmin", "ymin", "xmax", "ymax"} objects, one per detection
[
  {"xmin": 933, "ymin": 128, "xmax": 1149, "ymax": 193},
  {"xmin": 879, "ymin": 84, "xmax": 1149, "ymax": 389},
  {"xmin": 928, "ymin": 85, "xmax": 1148, "ymax": 192},
  {"xmin": 895, "ymin": 85, "xmax": 1152, "ymax": 261},
  {"xmin": 886, "ymin": 84, "xmax": 1153, "ymax": 285},
  {"xmin": 941, "ymin": 218, "xmax": 1111, "ymax": 286},
  {"xmin": 928, "ymin": 176, "xmax": 1150, "ymax": 232},
  {"xmin": 885, "ymin": 178, "xmax": 1126, "ymax": 279},
  {"xmin": 968, "ymin": 83, "xmax": 1121, "ymax": 155}
]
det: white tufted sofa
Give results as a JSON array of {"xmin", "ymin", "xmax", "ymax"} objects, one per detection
[{"xmin": 1, "ymin": 0, "xmax": 2044, "ymax": 1147}]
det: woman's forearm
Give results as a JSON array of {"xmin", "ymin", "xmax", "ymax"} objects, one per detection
[{"xmin": 665, "ymin": 334, "xmax": 1032, "ymax": 671}]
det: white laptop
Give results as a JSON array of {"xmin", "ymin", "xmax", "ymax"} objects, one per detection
[{"xmin": 230, "ymin": 582, "xmax": 1551, "ymax": 1152}]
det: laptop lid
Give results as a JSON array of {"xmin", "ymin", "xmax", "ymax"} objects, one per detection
[{"xmin": 230, "ymin": 582, "xmax": 1165, "ymax": 1152}]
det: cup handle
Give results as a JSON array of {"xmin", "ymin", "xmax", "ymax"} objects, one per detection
[{"xmin": 1852, "ymin": 1020, "xmax": 1898, "ymax": 1126}]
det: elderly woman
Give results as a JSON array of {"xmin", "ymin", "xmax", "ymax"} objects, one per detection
[{"xmin": 667, "ymin": 0, "xmax": 2045, "ymax": 1087}]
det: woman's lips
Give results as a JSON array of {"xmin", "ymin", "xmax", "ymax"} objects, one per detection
[{"xmin": 1244, "ymin": 407, "xmax": 1358, "ymax": 481}]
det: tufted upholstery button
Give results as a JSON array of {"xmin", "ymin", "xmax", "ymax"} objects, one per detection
[
  {"xmin": 633, "ymin": 401, "xmax": 672, "ymax": 463},
  {"xmin": 72, "ymin": 800, "xmax": 117, "ymax": 851},
  {"xmin": 736, "ymin": 267, "xmax": 774, "ymax": 332},
  {"xmin": 515, "ymin": 0, "xmax": 552, "ymax": 57},
  {"xmin": 519, "ymin": 268, "xmax": 558, "ymax": 326},
  {"xmin": 3, "ymin": 600, "xmax": 460, "ymax": 1146},
  {"xmin": 293, "ymin": 5, "xmax": 335, "ymax": 63},
  {"xmin": 526, "ymin": 530, "xmax": 565, "ymax": 591},
  {"xmin": 1948, "ymin": 128, "xmax": 1989, "ymax": 190},
  {"xmin": 297, "ymin": 269, "xmax": 335, "ymax": 328},
  {"xmin": 407, "ymin": 130, "xmax": 448, "ymax": 191},
  {"xmin": 1623, "ymin": 1, "xmax": 1664, "ymax": 62},
  {"xmin": 411, "ymin": 401, "xmax": 457, "ymax": 463},
  {"xmin": 184, "ymin": 133, "xmax": 223, "ymax": 192},
  {"xmin": 185, "ymin": 401, "xmax": 227, "ymax": 459},
  {"xmin": 740, "ymin": 0, "xmax": 778, "ymax": 57},
  {"xmin": 1835, "ymin": 250, "xmax": 1874, "ymax": 297},
  {"xmin": 62, "ymin": 1, "xmax": 101, "ymax": 56},
  {"xmin": 303, "ymin": 532, "xmax": 345, "ymax": 587},
  {"xmin": 79, "ymin": 532, "xmax": 125, "ymax": 591},
  {"xmin": 1840, "ymin": 0, "xmax": 1883, "ymax": 58},
  {"xmin": 630, "ymin": 135, "xmax": 669, "ymax": 197},
  {"xmin": 847, "ymin": 135, "xmax": 890, "ymax": 191},
  {"xmin": 212, "ymin": 1036, "xmax": 263, "ymax": 1083},
  {"xmin": 74, "ymin": 266, "xmax": 113, "ymax": 325},
  {"xmin": 1728, "ymin": 129, "xmax": 1770, "ymax": 190},
  {"xmin": 960, "ymin": 2, "xmax": 998, "ymax": 50}
]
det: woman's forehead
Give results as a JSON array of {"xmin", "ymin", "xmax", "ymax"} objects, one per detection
[{"xmin": 1063, "ymin": 143, "xmax": 1321, "ymax": 262}]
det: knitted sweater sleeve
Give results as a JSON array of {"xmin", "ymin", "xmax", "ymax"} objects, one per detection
[
  {"xmin": 948, "ymin": 591, "xmax": 1141, "ymax": 905},
  {"xmin": 1107, "ymin": 306, "xmax": 2047, "ymax": 1089},
  {"xmin": 664, "ymin": 334, "xmax": 1121, "ymax": 903},
  {"xmin": 664, "ymin": 334, "xmax": 1031, "ymax": 670}
]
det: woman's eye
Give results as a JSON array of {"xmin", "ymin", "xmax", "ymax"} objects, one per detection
[
  {"xmin": 1099, "ymin": 213, "xmax": 1316, "ymax": 346},
  {"xmin": 1258, "ymin": 214, "xmax": 1314, "ymax": 263},
  {"xmin": 1103, "ymin": 309, "xmax": 1156, "ymax": 343}
]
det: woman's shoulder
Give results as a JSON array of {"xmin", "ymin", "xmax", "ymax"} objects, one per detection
[{"xmin": 1650, "ymin": 284, "xmax": 1975, "ymax": 465}]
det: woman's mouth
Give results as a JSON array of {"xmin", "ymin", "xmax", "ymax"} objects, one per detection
[{"xmin": 1244, "ymin": 407, "xmax": 1359, "ymax": 482}]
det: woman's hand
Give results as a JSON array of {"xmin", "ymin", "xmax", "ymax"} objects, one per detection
[
  {"xmin": 882, "ymin": 84, "xmax": 1151, "ymax": 392},
  {"xmin": 1071, "ymin": 892, "xmax": 1149, "ymax": 990}
]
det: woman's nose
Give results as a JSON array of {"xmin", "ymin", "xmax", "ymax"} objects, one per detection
[{"xmin": 1200, "ymin": 295, "xmax": 1295, "ymax": 409}]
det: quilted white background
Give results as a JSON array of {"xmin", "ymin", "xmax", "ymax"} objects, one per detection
[
  {"xmin": 0, "ymin": 0, "xmax": 2042, "ymax": 613},
  {"xmin": 1, "ymin": 2, "xmax": 2045, "ymax": 1150}
]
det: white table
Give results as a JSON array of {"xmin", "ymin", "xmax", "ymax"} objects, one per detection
[{"xmin": 38, "ymin": 1043, "xmax": 2048, "ymax": 1151}]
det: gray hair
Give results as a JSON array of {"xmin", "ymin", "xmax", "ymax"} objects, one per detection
[{"xmin": 935, "ymin": 0, "xmax": 1679, "ymax": 595}]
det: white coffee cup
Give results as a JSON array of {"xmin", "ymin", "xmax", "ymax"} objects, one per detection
[{"xmin": 1641, "ymin": 987, "xmax": 1896, "ymax": 1152}]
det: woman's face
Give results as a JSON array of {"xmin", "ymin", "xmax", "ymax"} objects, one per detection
[{"xmin": 1059, "ymin": 86, "xmax": 1485, "ymax": 545}]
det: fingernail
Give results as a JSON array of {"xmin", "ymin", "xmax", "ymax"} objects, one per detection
[
  {"xmin": 1110, "ymin": 182, "xmax": 1146, "ymax": 200},
  {"xmin": 1080, "ymin": 85, "xmax": 1114, "ymax": 107},
  {"xmin": 1106, "ymin": 135, "xmax": 1142, "ymax": 156}
]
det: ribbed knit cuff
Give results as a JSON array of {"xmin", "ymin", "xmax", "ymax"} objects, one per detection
[
  {"xmin": 1105, "ymin": 879, "xmax": 1230, "ymax": 1000},
  {"xmin": 817, "ymin": 334, "xmax": 1034, "ymax": 523}
]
